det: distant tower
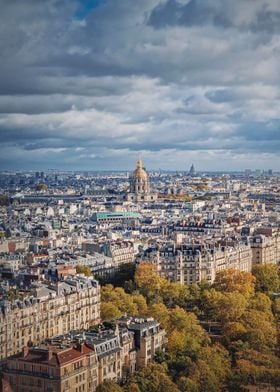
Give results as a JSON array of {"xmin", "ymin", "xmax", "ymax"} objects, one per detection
[{"xmin": 189, "ymin": 163, "xmax": 195, "ymax": 176}]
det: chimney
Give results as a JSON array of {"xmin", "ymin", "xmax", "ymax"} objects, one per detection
[
  {"xmin": 47, "ymin": 347, "xmax": 52, "ymax": 361},
  {"xmin": 79, "ymin": 342, "xmax": 85, "ymax": 354},
  {"xmin": 22, "ymin": 346, "xmax": 29, "ymax": 358}
]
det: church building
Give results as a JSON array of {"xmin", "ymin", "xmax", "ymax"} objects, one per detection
[{"xmin": 125, "ymin": 159, "xmax": 157, "ymax": 202}]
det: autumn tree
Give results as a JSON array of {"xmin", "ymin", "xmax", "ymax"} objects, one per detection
[
  {"xmin": 176, "ymin": 377, "xmax": 199, "ymax": 392},
  {"xmin": 272, "ymin": 297, "xmax": 280, "ymax": 320},
  {"xmin": 215, "ymin": 292, "xmax": 247, "ymax": 323},
  {"xmin": 101, "ymin": 284, "xmax": 148, "ymax": 320},
  {"xmin": 129, "ymin": 363, "xmax": 179, "ymax": 392},
  {"xmin": 76, "ymin": 265, "xmax": 92, "ymax": 277},
  {"xmin": 101, "ymin": 302, "xmax": 122, "ymax": 320},
  {"xmin": 213, "ymin": 269, "xmax": 255, "ymax": 298},
  {"xmin": 235, "ymin": 349, "xmax": 280, "ymax": 387},
  {"xmin": 200, "ymin": 288, "xmax": 224, "ymax": 321},
  {"xmin": 189, "ymin": 344, "xmax": 231, "ymax": 391},
  {"xmin": 147, "ymin": 303, "xmax": 170, "ymax": 330},
  {"xmin": 126, "ymin": 383, "xmax": 141, "ymax": 392},
  {"xmin": 252, "ymin": 264, "xmax": 280, "ymax": 293},
  {"xmin": 96, "ymin": 380, "xmax": 123, "ymax": 392},
  {"xmin": 189, "ymin": 359, "xmax": 221, "ymax": 392},
  {"xmin": 241, "ymin": 309, "xmax": 277, "ymax": 351},
  {"xmin": 134, "ymin": 263, "xmax": 166, "ymax": 301},
  {"xmin": 248, "ymin": 292, "xmax": 273, "ymax": 315}
]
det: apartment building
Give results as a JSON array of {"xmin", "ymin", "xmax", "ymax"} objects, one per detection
[
  {"xmin": 142, "ymin": 241, "xmax": 252, "ymax": 285},
  {"xmin": 251, "ymin": 234, "xmax": 276, "ymax": 265},
  {"xmin": 103, "ymin": 240, "xmax": 135, "ymax": 267},
  {"xmin": 2, "ymin": 317, "xmax": 166, "ymax": 391},
  {"xmin": 120, "ymin": 317, "xmax": 167, "ymax": 368},
  {"xmin": 254, "ymin": 227, "xmax": 280, "ymax": 264},
  {"xmin": 0, "ymin": 277, "xmax": 100, "ymax": 361},
  {"xmin": 2, "ymin": 343, "xmax": 98, "ymax": 392}
]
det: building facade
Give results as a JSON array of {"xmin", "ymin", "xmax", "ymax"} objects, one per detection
[
  {"xmin": 251, "ymin": 234, "xmax": 277, "ymax": 265},
  {"xmin": 2, "ymin": 317, "xmax": 166, "ymax": 391},
  {"xmin": 142, "ymin": 242, "xmax": 252, "ymax": 285},
  {"xmin": 0, "ymin": 277, "xmax": 100, "ymax": 361},
  {"xmin": 253, "ymin": 227, "xmax": 280, "ymax": 264},
  {"xmin": 103, "ymin": 240, "xmax": 135, "ymax": 267},
  {"xmin": 2, "ymin": 343, "xmax": 98, "ymax": 392}
]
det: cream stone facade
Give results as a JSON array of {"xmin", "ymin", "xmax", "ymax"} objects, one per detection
[
  {"xmin": 253, "ymin": 227, "xmax": 280, "ymax": 264},
  {"xmin": 142, "ymin": 242, "xmax": 252, "ymax": 285},
  {"xmin": 0, "ymin": 277, "xmax": 100, "ymax": 361},
  {"xmin": 251, "ymin": 234, "xmax": 277, "ymax": 265}
]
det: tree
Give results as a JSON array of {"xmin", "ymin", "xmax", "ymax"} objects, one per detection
[
  {"xmin": 36, "ymin": 183, "xmax": 48, "ymax": 191},
  {"xmin": 166, "ymin": 307, "xmax": 208, "ymax": 360},
  {"xmin": 241, "ymin": 309, "xmax": 277, "ymax": 351},
  {"xmin": 189, "ymin": 359, "xmax": 221, "ymax": 392},
  {"xmin": 167, "ymin": 330, "xmax": 203, "ymax": 362},
  {"xmin": 252, "ymin": 264, "xmax": 280, "ymax": 293},
  {"xmin": 96, "ymin": 380, "xmax": 123, "ymax": 392},
  {"xmin": 272, "ymin": 297, "xmax": 280, "ymax": 320},
  {"xmin": 132, "ymin": 294, "xmax": 148, "ymax": 315},
  {"xmin": 200, "ymin": 288, "xmax": 224, "ymax": 321},
  {"xmin": 202, "ymin": 289, "xmax": 248, "ymax": 323},
  {"xmin": 126, "ymin": 383, "xmax": 141, "ymax": 392},
  {"xmin": 130, "ymin": 363, "xmax": 180, "ymax": 392},
  {"xmin": 101, "ymin": 302, "xmax": 122, "ymax": 320},
  {"xmin": 235, "ymin": 349, "xmax": 280, "ymax": 387},
  {"xmin": 176, "ymin": 377, "xmax": 199, "ymax": 392},
  {"xmin": 147, "ymin": 303, "xmax": 170, "ymax": 330},
  {"xmin": 214, "ymin": 269, "xmax": 255, "ymax": 298},
  {"xmin": 168, "ymin": 307, "xmax": 206, "ymax": 341},
  {"xmin": 0, "ymin": 194, "xmax": 9, "ymax": 206},
  {"xmin": 197, "ymin": 344, "xmax": 231, "ymax": 388},
  {"xmin": 215, "ymin": 292, "xmax": 247, "ymax": 323},
  {"xmin": 134, "ymin": 263, "xmax": 166, "ymax": 300},
  {"xmin": 101, "ymin": 285, "xmax": 148, "ymax": 319},
  {"xmin": 222, "ymin": 321, "xmax": 247, "ymax": 344},
  {"xmin": 249, "ymin": 292, "xmax": 273, "ymax": 315},
  {"xmin": 160, "ymin": 282, "xmax": 181, "ymax": 307},
  {"xmin": 76, "ymin": 265, "xmax": 92, "ymax": 277}
]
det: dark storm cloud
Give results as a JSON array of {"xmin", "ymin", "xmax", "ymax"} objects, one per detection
[{"xmin": 0, "ymin": 0, "xmax": 279, "ymax": 170}]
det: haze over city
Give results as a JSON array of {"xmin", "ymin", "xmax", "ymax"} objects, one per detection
[{"xmin": 1, "ymin": 0, "xmax": 280, "ymax": 171}]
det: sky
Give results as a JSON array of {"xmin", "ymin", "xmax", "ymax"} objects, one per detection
[{"xmin": 0, "ymin": 0, "xmax": 280, "ymax": 171}]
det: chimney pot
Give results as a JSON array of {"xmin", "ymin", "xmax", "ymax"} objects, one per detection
[
  {"xmin": 48, "ymin": 347, "xmax": 52, "ymax": 361},
  {"xmin": 22, "ymin": 346, "xmax": 29, "ymax": 358}
]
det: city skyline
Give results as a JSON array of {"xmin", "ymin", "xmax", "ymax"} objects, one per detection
[{"xmin": 1, "ymin": 0, "xmax": 280, "ymax": 171}]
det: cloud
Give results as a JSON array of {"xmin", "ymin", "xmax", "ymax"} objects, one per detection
[
  {"xmin": 148, "ymin": 0, "xmax": 280, "ymax": 32},
  {"xmin": 0, "ymin": 0, "xmax": 279, "ymax": 170}
]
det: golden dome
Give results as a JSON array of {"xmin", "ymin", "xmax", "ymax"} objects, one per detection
[{"xmin": 133, "ymin": 159, "xmax": 148, "ymax": 179}]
